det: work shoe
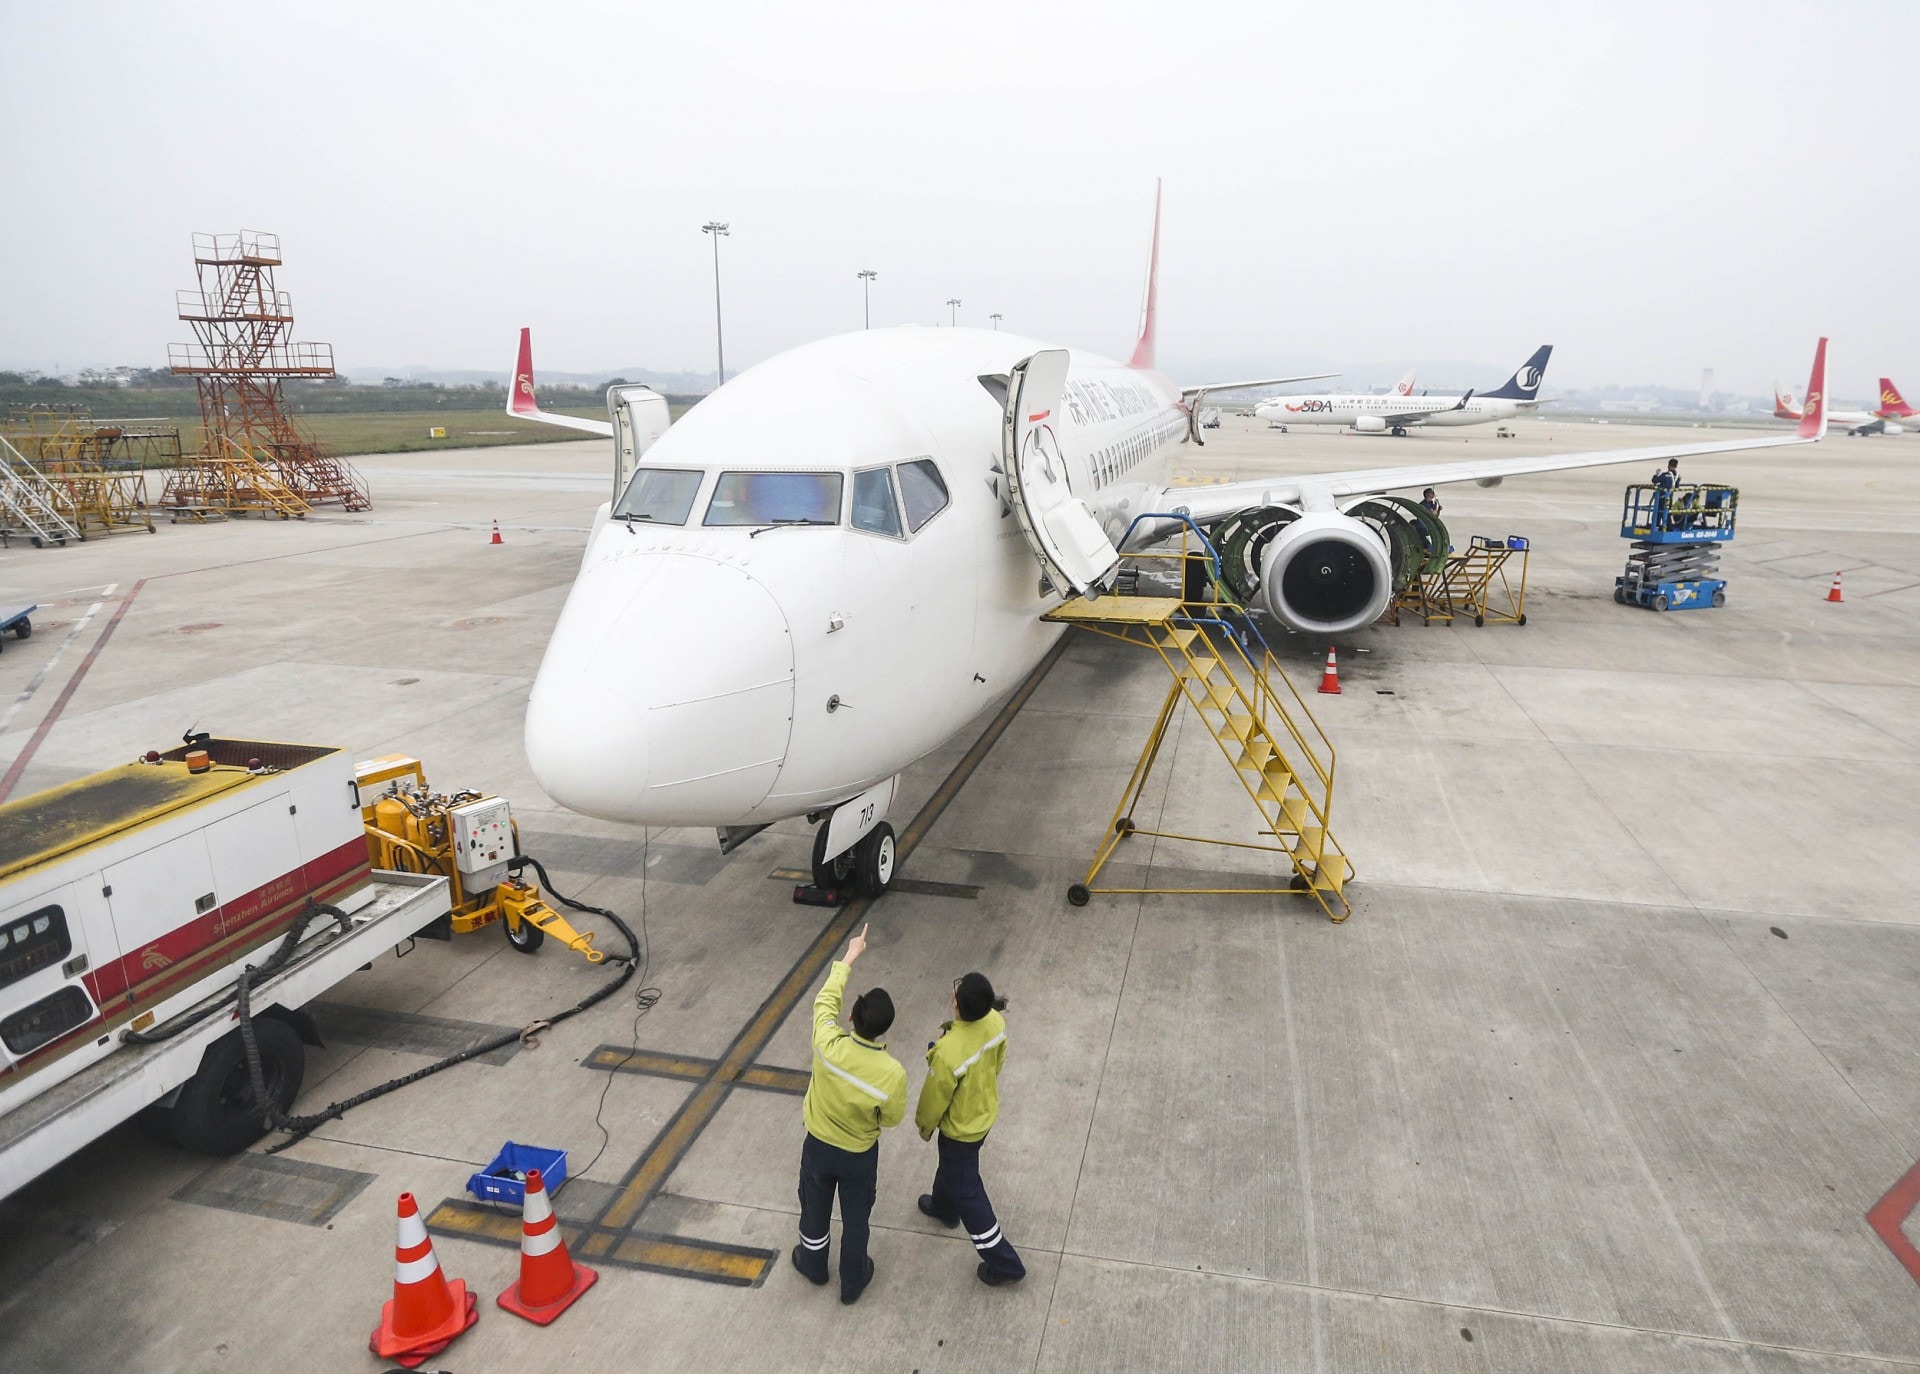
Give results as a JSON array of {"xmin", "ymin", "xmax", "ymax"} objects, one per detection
[
  {"xmin": 840, "ymin": 1256, "xmax": 875, "ymax": 1305},
  {"xmin": 917, "ymin": 1194, "xmax": 958, "ymax": 1228},
  {"xmin": 790, "ymin": 1245, "xmax": 828, "ymax": 1287},
  {"xmin": 977, "ymin": 1262, "xmax": 1022, "ymax": 1287}
]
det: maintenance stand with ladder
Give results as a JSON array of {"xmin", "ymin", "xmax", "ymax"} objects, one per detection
[
  {"xmin": 1614, "ymin": 482, "xmax": 1737, "ymax": 611},
  {"xmin": 1043, "ymin": 524, "xmax": 1353, "ymax": 922}
]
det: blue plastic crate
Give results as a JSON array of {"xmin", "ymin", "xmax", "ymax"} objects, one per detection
[
  {"xmin": 467, "ymin": 1141, "xmax": 567, "ymax": 1206},
  {"xmin": 1506, "ymin": 535, "xmax": 1529, "ymax": 550}
]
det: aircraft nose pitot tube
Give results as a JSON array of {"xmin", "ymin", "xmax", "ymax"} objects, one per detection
[
  {"xmin": 1256, "ymin": 511, "xmax": 1394, "ymax": 636},
  {"xmin": 525, "ymin": 552, "xmax": 796, "ymax": 825}
]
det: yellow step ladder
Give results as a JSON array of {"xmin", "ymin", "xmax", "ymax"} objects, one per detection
[{"xmin": 1043, "ymin": 555, "xmax": 1354, "ymax": 922}]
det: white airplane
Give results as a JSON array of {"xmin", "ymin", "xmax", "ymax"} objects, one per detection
[
  {"xmin": 1774, "ymin": 376, "xmax": 1909, "ymax": 435},
  {"xmin": 511, "ymin": 190, "xmax": 1829, "ymax": 898},
  {"xmin": 1253, "ymin": 347, "xmax": 1552, "ymax": 436}
]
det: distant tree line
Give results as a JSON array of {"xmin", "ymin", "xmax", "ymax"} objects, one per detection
[{"xmin": 0, "ymin": 372, "xmax": 701, "ymax": 420}]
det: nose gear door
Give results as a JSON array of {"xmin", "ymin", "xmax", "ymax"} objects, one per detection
[{"xmin": 1002, "ymin": 350, "xmax": 1121, "ymax": 597}]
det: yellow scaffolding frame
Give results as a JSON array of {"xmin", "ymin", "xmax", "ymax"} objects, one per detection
[
  {"xmin": 1044, "ymin": 543, "xmax": 1353, "ymax": 922},
  {"xmin": 1393, "ymin": 536, "xmax": 1530, "ymax": 627}
]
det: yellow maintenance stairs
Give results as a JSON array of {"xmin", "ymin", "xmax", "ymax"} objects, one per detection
[{"xmin": 1043, "ymin": 540, "xmax": 1353, "ymax": 922}]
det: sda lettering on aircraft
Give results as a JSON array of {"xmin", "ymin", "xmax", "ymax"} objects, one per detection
[{"xmin": 1285, "ymin": 399, "xmax": 1335, "ymax": 413}]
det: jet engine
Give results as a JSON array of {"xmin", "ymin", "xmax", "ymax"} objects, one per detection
[
  {"xmin": 1255, "ymin": 511, "xmax": 1393, "ymax": 635},
  {"xmin": 1351, "ymin": 414, "xmax": 1388, "ymax": 433}
]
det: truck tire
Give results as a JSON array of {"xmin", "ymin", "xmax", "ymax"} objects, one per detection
[{"xmin": 170, "ymin": 1018, "xmax": 304, "ymax": 1154}]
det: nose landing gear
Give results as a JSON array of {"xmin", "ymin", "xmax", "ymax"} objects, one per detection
[{"xmin": 800, "ymin": 779, "xmax": 900, "ymax": 903}]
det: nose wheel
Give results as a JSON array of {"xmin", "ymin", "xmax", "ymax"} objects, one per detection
[{"xmin": 856, "ymin": 823, "xmax": 896, "ymax": 897}]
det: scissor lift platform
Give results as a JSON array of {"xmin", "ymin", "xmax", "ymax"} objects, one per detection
[{"xmin": 1615, "ymin": 483, "xmax": 1736, "ymax": 611}]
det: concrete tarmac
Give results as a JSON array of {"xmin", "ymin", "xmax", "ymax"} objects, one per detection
[{"xmin": 1, "ymin": 416, "xmax": 1917, "ymax": 1372}]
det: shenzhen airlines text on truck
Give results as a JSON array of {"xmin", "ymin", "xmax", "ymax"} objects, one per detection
[{"xmin": 0, "ymin": 736, "xmax": 450, "ymax": 1195}]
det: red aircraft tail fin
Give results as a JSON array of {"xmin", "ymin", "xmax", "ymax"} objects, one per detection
[
  {"xmin": 1879, "ymin": 377, "xmax": 1914, "ymax": 417},
  {"xmin": 1128, "ymin": 180, "xmax": 1161, "ymax": 371},
  {"xmin": 1797, "ymin": 338, "xmax": 1829, "ymax": 440},
  {"xmin": 1771, "ymin": 380, "xmax": 1801, "ymax": 421}
]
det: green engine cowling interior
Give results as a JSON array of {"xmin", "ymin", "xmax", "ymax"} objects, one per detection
[
  {"xmin": 1347, "ymin": 496, "xmax": 1450, "ymax": 591},
  {"xmin": 1210, "ymin": 498, "xmax": 1450, "ymax": 603}
]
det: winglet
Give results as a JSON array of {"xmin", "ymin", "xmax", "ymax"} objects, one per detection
[
  {"xmin": 502, "ymin": 327, "xmax": 617, "ymax": 437},
  {"xmin": 1797, "ymin": 337, "xmax": 1828, "ymax": 440},
  {"xmin": 509, "ymin": 326, "xmax": 538, "ymax": 419},
  {"xmin": 1127, "ymin": 180, "xmax": 1161, "ymax": 371}
]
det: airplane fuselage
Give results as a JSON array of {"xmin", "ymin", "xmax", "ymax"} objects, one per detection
[
  {"xmin": 1254, "ymin": 393, "xmax": 1528, "ymax": 430},
  {"xmin": 524, "ymin": 327, "xmax": 1189, "ymax": 828}
]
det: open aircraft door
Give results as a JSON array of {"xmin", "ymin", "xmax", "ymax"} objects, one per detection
[
  {"xmin": 607, "ymin": 384, "xmax": 672, "ymax": 503},
  {"xmin": 1002, "ymin": 350, "xmax": 1120, "ymax": 597}
]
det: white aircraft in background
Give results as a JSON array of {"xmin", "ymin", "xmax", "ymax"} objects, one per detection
[
  {"xmin": 1774, "ymin": 376, "xmax": 1910, "ymax": 435},
  {"xmin": 510, "ymin": 188, "xmax": 1828, "ymax": 898},
  {"xmin": 1253, "ymin": 347, "xmax": 1551, "ymax": 436}
]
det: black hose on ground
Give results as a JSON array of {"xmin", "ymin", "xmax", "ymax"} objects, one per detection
[{"xmin": 252, "ymin": 853, "xmax": 640, "ymax": 1153}]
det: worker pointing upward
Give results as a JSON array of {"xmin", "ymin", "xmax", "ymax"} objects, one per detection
[{"xmin": 792, "ymin": 923, "xmax": 907, "ymax": 1305}]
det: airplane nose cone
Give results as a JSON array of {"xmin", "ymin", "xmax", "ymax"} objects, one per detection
[
  {"xmin": 525, "ymin": 552, "xmax": 795, "ymax": 825},
  {"xmin": 524, "ymin": 679, "xmax": 647, "ymax": 819}
]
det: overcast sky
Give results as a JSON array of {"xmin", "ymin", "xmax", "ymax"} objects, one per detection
[{"xmin": 2, "ymin": 1, "xmax": 1912, "ymax": 395}]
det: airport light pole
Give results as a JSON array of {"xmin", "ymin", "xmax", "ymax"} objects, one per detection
[
  {"xmin": 858, "ymin": 269, "xmax": 877, "ymax": 329},
  {"xmin": 947, "ymin": 298, "xmax": 962, "ymax": 327},
  {"xmin": 990, "ymin": 313, "xmax": 1002, "ymax": 330},
  {"xmin": 702, "ymin": 221, "xmax": 729, "ymax": 386}
]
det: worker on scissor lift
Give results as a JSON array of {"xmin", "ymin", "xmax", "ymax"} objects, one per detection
[
  {"xmin": 914, "ymin": 971, "xmax": 1026, "ymax": 1287},
  {"xmin": 791, "ymin": 923, "xmax": 907, "ymax": 1305}
]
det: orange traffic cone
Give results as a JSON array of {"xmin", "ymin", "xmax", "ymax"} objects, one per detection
[
  {"xmin": 490, "ymin": 520, "xmax": 503, "ymax": 545},
  {"xmin": 1317, "ymin": 646, "xmax": 1341, "ymax": 694},
  {"xmin": 1826, "ymin": 572, "xmax": 1843, "ymax": 603},
  {"xmin": 497, "ymin": 1167, "xmax": 597, "ymax": 1325},
  {"xmin": 370, "ymin": 1192, "xmax": 478, "ymax": 1367}
]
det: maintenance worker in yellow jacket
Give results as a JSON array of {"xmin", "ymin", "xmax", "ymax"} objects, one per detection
[
  {"xmin": 792, "ymin": 923, "xmax": 908, "ymax": 1305},
  {"xmin": 915, "ymin": 971, "xmax": 1026, "ymax": 1286}
]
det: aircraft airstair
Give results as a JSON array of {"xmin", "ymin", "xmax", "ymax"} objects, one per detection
[
  {"xmin": 1043, "ymin": 528, "xmax": 1353, "ymax": 922},
  {"xmin": 0, "ymin": 433, "xmax": 84, "ymax": 547}
]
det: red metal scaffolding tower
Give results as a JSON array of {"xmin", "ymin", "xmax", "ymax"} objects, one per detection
[{"xmin": 164, "ymin": 231, "xmax": 369, "ymax": 517}]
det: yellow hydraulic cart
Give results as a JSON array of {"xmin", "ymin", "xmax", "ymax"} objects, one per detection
[
  {"xmin": 1044, "ymin": 525, "xmax": 1353, "ymax": 922},
  {"xmin": 355, "ymin": 755, "xmax": 607, "ymax": 963}
]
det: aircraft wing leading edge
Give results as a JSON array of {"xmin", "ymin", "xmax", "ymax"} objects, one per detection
[{"xmin": 1162, "ymin": 339, "xmax": 1829, "ymax": 526}]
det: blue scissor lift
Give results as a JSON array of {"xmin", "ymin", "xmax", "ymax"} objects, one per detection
[{"xmin": 1614, "ymin": 483, "xmax": 1738, "ymax": 611}]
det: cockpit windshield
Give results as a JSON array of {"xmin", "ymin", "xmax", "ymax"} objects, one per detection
[
  {"xmin": 614, "ymin": 467, "xmax": 703, "ymax": 525},
  {"xmin": 705, "ymin": 471, "xmax": 843, "ymax": 527}
]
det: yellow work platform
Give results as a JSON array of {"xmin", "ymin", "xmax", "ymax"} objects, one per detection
[{"xmin": 1044, "ymin": 562, "xmax": 1353, "ymax": 922}]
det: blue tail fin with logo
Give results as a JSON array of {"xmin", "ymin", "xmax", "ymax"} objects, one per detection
[{"xmin": 1482, "ymin": 345, "xmax": 1553, "ymax": 401}]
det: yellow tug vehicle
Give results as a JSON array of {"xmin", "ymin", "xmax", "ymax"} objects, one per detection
[{"xmin": 354, "ymin": 756, "xmax": 604, "ymax": 964}]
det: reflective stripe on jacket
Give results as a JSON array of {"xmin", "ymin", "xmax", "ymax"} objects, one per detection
[
  {"xmin": 915, "ymin": 1008, "xmax": 1006, "ymax": 1142},
  {"xmin": 802, "ymin": 960, "xmax": 907, "ymax": 1152}
]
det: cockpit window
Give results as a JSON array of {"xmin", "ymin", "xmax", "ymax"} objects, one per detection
[
  {"xmin": 898, "ymin": 459, "xmax": 949, "ymax": 532},
  {"xmin": 851, "ymin": 466, "xmax": 902, "ymax": 538},
  {"xmin": 614, "ymin": 467, "xmax": 702, "ymax": 525},
  {"xmin": 705, "ymin": 471, "xmax": 843, "ymax": 526}
]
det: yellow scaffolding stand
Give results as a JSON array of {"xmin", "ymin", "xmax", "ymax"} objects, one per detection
[
  {"xmin": 1043, "ymin": 544, "xmax": 1353, "ymax": 922},
  {"xmin": 1392, "ymin": 536, "xmax": 1530, "ymax": 628}
]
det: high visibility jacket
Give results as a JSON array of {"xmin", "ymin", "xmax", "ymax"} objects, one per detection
[
  {"xmin": 802, "ymin": 960, "xmax": 907, "ymax": 1153},
  {"xmin": 914, "ymin": 1008, "xmax": 1007, "ymax": 1143}
]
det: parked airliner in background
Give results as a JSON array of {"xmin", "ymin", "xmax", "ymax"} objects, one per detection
[
  {"xmin": 1775, "ymin": 376, "xmax": 1911, "ymax": 435},
  {"xmin": 511, "ymin": 187, "xmax": 1828, "ymax": 900},
  {"xmin": 1253, "ymin": 347, "xmax": 1551, "ymax": 436}
]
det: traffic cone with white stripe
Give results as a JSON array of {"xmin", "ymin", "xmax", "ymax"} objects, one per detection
[
  {"xmin": 369, "ymin": 1191, "xmax": 478, "ymax": 1367},
  {"xmin": 490, "ymin": 519, "xmax": 503, "ymax": 545},
  {"xmin": 497, "ymin": 1167, "xmax": 597, "ymax": 1325},
  {"xmin": 1826, "ymin": 572, "xmax": 1844, "ymax": 603},
  {"xmin": 1316, "ymin": 645, "xmax": 1342, "ymax": 694}
]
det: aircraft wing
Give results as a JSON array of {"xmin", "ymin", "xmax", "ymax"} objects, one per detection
[
  {"xmin": 1181, "ymin": 373, "xmax": 1338, "ymax": 399},
  {"xmin": 1159, "ymin": 339, "xmax": 1829, "ymax": 525},
  {"xmin": 507, "ymin": 327, "xmax": 616, "ymax": 438}
]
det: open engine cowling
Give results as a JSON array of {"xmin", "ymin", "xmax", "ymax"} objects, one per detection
[
  {"xmin": 1256, "ymin": 511, "xmax": 1393, "ymax": 635},
  {"xmin": 1351, "ymin": 414, "xmax": 1388, "ymax": 433}
]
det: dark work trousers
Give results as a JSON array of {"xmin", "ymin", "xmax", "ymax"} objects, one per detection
[
  {"xmin": 927, "ymin": 1132, "xmax": 1025, "ymax": 1279},
  {"xmin": 796, "ymin": 1132, "xmax": 879, "ymax": 1292}
]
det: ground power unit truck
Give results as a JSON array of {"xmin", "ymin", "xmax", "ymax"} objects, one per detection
[{"xmin": 0, "ymin": 736, "xmax": 451, "ymax": 1196}]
